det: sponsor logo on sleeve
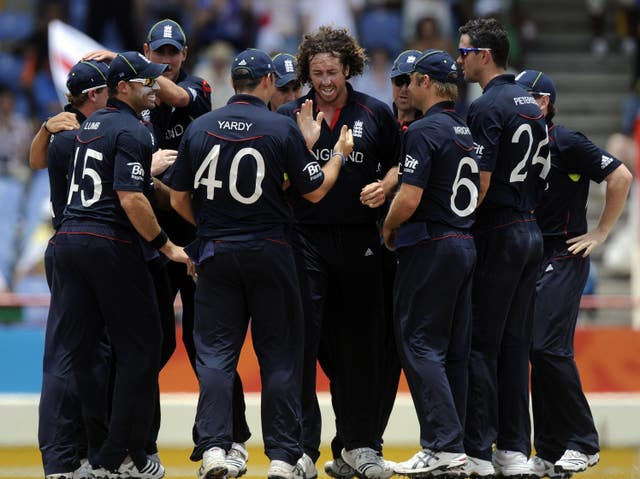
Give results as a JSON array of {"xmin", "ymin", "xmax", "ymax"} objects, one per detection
[
  {"xmin": 127, "ymin": 162, "xmax": 145, "ymax": 181},
  {"xmin": 303, "ymin": 161, "xmax": 323, "ymax": 181}
]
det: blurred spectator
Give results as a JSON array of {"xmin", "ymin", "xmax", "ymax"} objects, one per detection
[
  {"xmin": 254, "ymin": 0, "xmax": 301, "ymax": 54},
  {"xmin": 0, "ymin": 87, "xmax": 34, "ymax": 182},
  {"xmin": 299, "ymin": 0, "xmax": 364, "ymax": 35},
  {"xmin": 358, "ymin": 1, "xmax": 403, "ymax": 57},
  {"xmin": 402, "ymin": 0, "xmax": 455, "ymax": 44},
  {"xmin": 409, "ymin": 15, "xmax": 455, "ymax": 54},
  {"xmin": 20, "ymin": 0, "xmax": 67, "ymax": 120},
  {"xmin": 192, "ymin": 0, "xmax": 258, "ymax": 60},
  {"xmin": 193, "ymin": 40, "xmax": 235, "ymax": 109},
  {"xmin": 352, "ymin": 46, "xmax": 394, "ymax": 107},
  {"xmin": 587, "ymin": 0, "xmax": 638, "ymax": 58},
  {"xmin": 85, "ymin": 0, "xmax": 142, "ymax": 51}
]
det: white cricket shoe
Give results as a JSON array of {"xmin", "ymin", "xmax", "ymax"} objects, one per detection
[
  {"xmin": 492, "ymin": 449, "xmax": 530, "ymax": 477},
  {"xmin": 45, "ymin": 474, "xmax": 74, "ymax": 479},
  {"xmin": 267, "ymin": 459, "xmax": 304, "ymax": 479},
  {"xmin": 395, "ymin": 449, "xmax": 466, "ymax": 475},
  {"xmin": 324, "ymin": 457, "xmax": 356, "ymax": 479},
  {"xmin": 461, "ymin": 455, "xmax": 495, "ymax": 477},
  {"xmin": 341, "ymin": 448, "xmax": 388, "ymax": 479},
  {"xmin": 296, "ymin": 453, "xmax": 318, "ymax": 479},
  {"xmin": 113, "ymin": 456, "xmax": 165, "ymax": 479},
  {"xmin": 226, "ymin": 442, "xmax": 249, "ymax": 477},
  {"xmin": 198, "ymin": 447, "xmax": 228, "ymax": 479},
  {"xmin": 554, "ymin": 450, "xmax": 599, "ymax": 473},
  {"xmin": 73, "ymin": 458, "xmax": 91, "ymax": 479},
  {"xmin": 529, "ymin": 455, "xmax": 573, "ymax": 478}
]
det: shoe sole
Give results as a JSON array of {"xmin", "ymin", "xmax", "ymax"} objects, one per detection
[{"xmin": 204, "ymin": 466, "xmax": 228, "ymax": 479}]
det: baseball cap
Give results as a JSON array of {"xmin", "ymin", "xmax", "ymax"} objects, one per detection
[
  {"xmin": 231, "ymin": 48, "xmax": 276, "ymax": 80},
  {"xmin": 412, "ymin": 49, "xmax": 458, "ymax": 84},
  {"xmin": 66, "ymin": 60, "xmax": 109, "ymax": 95},
  {"xmin": 390, "ymin": 50, "xmax": 422, "ymax": 78},
  {"xmin": 107, "ymin": 51, "xmax": 167, "ymax": 86},
  {"xmin": 147, "ymin": 19, "xmax": 186, "ymax": 52},
  {"xmin": 515, "ymin": 69, "xmax": 556, "ymax": 104},
  {"xmin": 272, "ymin": 53, "xmax": 298, "ymax": 87}
]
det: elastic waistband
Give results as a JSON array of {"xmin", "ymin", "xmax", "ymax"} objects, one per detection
[{"xmin": 57, "ymin": 221, "xmax": 135, "ymax": 243}]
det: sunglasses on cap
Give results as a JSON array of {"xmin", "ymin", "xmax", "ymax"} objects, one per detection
[
  {"xmin": 392, "ymin": 75, "xmax": 411, "ymax": 87},
  {"xmin": 458, "ymin": 47, "xmax": 492, "ymax": 57},
  {"xmin": 128, "ymin": 78, "xmax": 157, "ymax": 87}
]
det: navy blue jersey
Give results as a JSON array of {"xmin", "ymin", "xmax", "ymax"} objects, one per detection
[
  {"xmin": 64, "ymin": 98, "xmax": 156, "ymax": 230},
  {"xmin": 536, "ymin": 123, "xmax": 622, "ymax": 238},
  {"xmin": 468, "ymin": 74, "xmax": 549, "ymax": 213},
  {"xmin": 168, "ymin": 94, "xmax": 324, "ymax": 240},
  {"xmin": 399, "ymin": 101, "xmax": 479, "ymax": 231},
  {"xmin": 47, "ymin": 105, "xmax": 86, "ymax": 230},
  {"xmin": 278, "ymin": 83, "xmax": 400, "ymax": 224},
  {"xmin": 146, "ymin": 69, "xmax": 212, "ymax": 150}
]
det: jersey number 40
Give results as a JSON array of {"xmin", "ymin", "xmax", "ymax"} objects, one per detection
[{"xmin": 194, "ymin": 144, "xmax": 265, "ymax": 205}]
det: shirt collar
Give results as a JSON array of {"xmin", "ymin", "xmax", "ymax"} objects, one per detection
[
  {"xmin": 107, "ymin": 97, "xmax": 141, "ymax": 118},
  {"xmin": 227, "ymin": 93, "xmax": 269, "ymax": 109},
  {"xmin": 424, "ymin": 100, "xmax": 456, "ymax": 117},
  {"xmin": 483, "ymin": 73, "xmax": 516, "ymax": 93}
]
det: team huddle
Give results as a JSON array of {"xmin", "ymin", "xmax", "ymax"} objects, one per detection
[{"xmin": 32, "ymin": 15, "xmax": 631, "ymax": 479}]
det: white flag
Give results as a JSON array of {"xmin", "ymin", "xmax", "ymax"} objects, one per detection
[{"xmin": 48, "ymin": 20, "xmax": 106, "ymax": 107}]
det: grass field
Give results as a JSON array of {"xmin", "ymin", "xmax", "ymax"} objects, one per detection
[{"xmin": 1, "ymin": 446, "xmax": 638, "ymax": 478}]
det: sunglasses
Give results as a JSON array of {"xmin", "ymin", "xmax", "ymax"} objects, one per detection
[
  {"xmin": 458, "ymin": 47, "xmax": 492, "ymax": 57},
  {"xmin": 129, "ymin": 78, "xmax": 157, "ymax": 87},
  {"xmin": 392, "ymin": 75, "xmax": 411, "ymax": 87}
]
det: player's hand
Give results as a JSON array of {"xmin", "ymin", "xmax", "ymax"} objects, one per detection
[
  {"xmin": 382, "ymin": 224, "xmax": 397, "ymax": 251},
  {"xmin": 151, "ymin": 149, "xmax": 177, "ymax": 177},
  {"xmin": 45, "ymin": 112, "xmax": 80, "ymax": 133},
  {"xmin": 566, "ymin": 229, "xmax": 608, "ymax": 257},
  {"xmin": 360, "ymin": 180, "xmax": 386, "ymax": 208},
  {"xmin": 83, "ymin": 49, "xmax": 117, "ymax": 62},
  {"xmin": 162, "ymin": 243, "xmax": 197, "ymax": 276},
  {"xmin": 334, "ymin": 124, "xmax": 354, "ymax": 159},
  {"xmin": 296, "ymin": 99, "xmax": 324, "ymax": 150}
]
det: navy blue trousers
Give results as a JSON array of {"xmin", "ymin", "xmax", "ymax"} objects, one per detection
[
  {"xmin": 48, "ymin": 223, "xmax": 162, "ymax": 471},
  {"xmin": 293, "ymin": 224, "xmax": 385, "ymax": 462},
  {"xmin": 38, "ymin": 239, "xmax": 111, "ymax": 475},
  {"xmin": 394, "ymin": 228, "xmax": 475, "ymax": 452},
  {"xmin": 190, "ymin": 240, "xmax": 303, "ymax": 465},
  {"xmin": 465, "ymin": 212, "xmax": 543, "ymax": 460},
  {"xmin": 531, "ymin": 239, "xmax": 599, "ymax": 461}
]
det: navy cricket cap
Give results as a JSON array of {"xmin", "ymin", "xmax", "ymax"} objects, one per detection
[
  {"xmin": 147, "ymin": 19, "xmax": 186, "ymax": 51},
  {"xmin": 272, "ymin": 53, "xmax": 298, "ymax": 87},
  {"xmin": 412, "ymin": 49, "xmax": 458, "ymax": 84},
  {"xmin": 66, "ymin": 60, "xmax": 109, "ymax": 95},
  {"xmin": 107, "ymin": 51, "xmax": 167, "ymax": 86},
  {"xmin": 390, "ymin": 50, "xmax": 422, "ymax": 78},
  {"xmin": 231, "ymin": 48, "xmax": 276, "ymax": 80},
  {"xmin": 516, "ymin": 69, "xmax": 556, "ymax": 104}
]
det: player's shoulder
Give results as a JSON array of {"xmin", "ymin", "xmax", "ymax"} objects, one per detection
[{"xmin": 351, "ymin": 89, "xmax": 393, "ymax": 117}]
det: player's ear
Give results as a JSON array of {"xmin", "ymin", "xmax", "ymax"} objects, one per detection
[
  {"xmin": 143, "ymin": 43, "xmax": 151, "ymax": 59},
  {"xmin": 182, "ymin": 45, "xmax": 188, "ymax": 62}
]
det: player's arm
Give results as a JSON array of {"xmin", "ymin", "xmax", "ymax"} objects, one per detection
[
  {"xmin": 303, "ymin": 125, "xmax": 354, "ymax": 203},
  {"xmin": 29, "ymin": 112, "xmax": 79, "ymax": 169},
  {"xmin": 117, "ymin": 190, "xmax": 194, "ymax": 272},
  {"xmin": 478, "ymin": 170, "xmax": 492, "ymax": 205},
  {"xmin": 151, "ymin": 176, "xmax": 173, "ymax": 210},
  {"xmin": 170, "ymin": 190, "xmax": 195, "ymax": 226},
  {"xmin": 83, "ymin": 49, "xmax": 117, "ymax": 62},
  {"xmin": 382, "ymin": 183, "xmax": 423, "ymax": 251},
  {"xmin": 156, "ymin": 75, "xmax": 190, "ymax": 107},
  {"xmin": 566, "ymin": 163, "xmax": 632, "ymax": 257}
]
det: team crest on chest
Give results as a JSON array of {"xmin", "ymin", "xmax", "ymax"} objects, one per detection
[{"xmin": 352, "ymin": 120, "xmax": 364, "ymax": 138}]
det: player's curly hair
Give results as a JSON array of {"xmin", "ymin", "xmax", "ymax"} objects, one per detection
[
  {"xmin": 459, "ymin": 18, "xmax": 509, "ymax": 69},
  {"xmin": 296, "ymin": 26, "xmax": 366, "ymax": 85}
]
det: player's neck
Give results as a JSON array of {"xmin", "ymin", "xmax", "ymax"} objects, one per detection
[{"xmin": 479, "ymin": 67, "xmax": 506, "ymax": 90}]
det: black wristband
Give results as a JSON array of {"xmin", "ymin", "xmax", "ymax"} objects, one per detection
[
  {"xmin": 150, "ymin": 230, "xmax": 169, "ymax": 249},
  {"xmin": 42, "ymin": 119, "xmax": 53, "ymax": 134}
]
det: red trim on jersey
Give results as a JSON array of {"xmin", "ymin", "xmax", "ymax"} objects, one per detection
[
  {"xmin": 206, "ymin": 132, "xmax": 264, "ymax": 142},
  {"xmin": 265, "ymin": 237, "xmax": 290, "ymax": 246},
  {"xmin": 476, "ymin": 217, "xmax": 538, "ymax": 233},
  {"xmin": 329, "ymin": 106, "xmax": 343, "ymax": 130},
  {"xmin": 429, "ymin": 233, "xmax": 474, "ymax": 241},
  {"xmin": 551, "ymin": 254, "xmax": 584, "ymax": 261},
  {"xmin": 355, "ymin": 101, "xmax": 374, "ymax": 116},
  {"xmin": 454, "ymin": 140, "xmax": 474, "ymax": 152},
  {"xmin": 517, "ymin": 112, "xmax": 544, "ymax": 120},
  {"xmin": 75, "ymin": 135, "xmax": 104, "ymax": 144},
  {"xmin": 231, "ymin": 101, "xmax": 252, "ymax": 105},
  {"xmin": 56, "ymin": 231, "xmax": 133, "ymax": 243}
]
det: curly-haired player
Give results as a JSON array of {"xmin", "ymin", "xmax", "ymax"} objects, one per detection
[{"xmin": 278, "ymin": 26, "xmax": 401, "ymax": 479}]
